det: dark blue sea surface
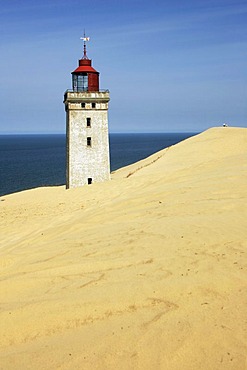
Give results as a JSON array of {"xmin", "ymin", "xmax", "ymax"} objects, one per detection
[{"xmin": 0, "ymin": 133, "xmax": 197, "ymax": 196}]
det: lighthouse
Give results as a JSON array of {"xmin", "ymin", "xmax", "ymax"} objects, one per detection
[{"xmin": 63, "ymin": 36, "xmax": 110, "ymax": 188}]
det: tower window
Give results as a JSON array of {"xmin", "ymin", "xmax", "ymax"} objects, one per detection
[
  {"xmin": 92, "ymin": 103, "xmax": 96, "ymax": 108},
  {"xmin": 81, "ymin": 103, "xmax": 85, "ymax": 108},
  {"xmin": 87, "ymin": 137, "xmax": 92, "ymax": 146},
  {"xmin": 86, "ymin": 117, "xmax": 91, "ymax": 127},
  {"xmin": 88, "ymin": 178, "xmax": 92, "ymax": 185}
]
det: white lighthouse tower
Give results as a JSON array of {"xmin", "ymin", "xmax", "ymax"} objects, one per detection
[{"xmin": 63, "ymin": 36, "xmax": 110, "ymax": 188}]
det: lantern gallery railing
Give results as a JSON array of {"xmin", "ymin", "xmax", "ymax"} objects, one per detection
[{"xmin": 64, "ymin": 89, "xmax": 109, "ymax": 93}]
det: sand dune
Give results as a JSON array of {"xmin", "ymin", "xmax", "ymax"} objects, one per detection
[{"xmin": 0, "ymin": 127, "xmax": 246, "ymax": 370}]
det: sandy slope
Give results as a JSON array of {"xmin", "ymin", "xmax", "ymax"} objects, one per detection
[{"xmin": 0, "ymin": 127, "xmax": 246, "ymax": 370}]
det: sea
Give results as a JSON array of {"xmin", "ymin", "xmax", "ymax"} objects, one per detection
[{"xmin": 0, "ymin": 133, "xmax": 197, "ymax": 196}]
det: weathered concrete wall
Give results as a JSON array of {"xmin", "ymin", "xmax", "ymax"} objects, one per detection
[{"xmin": 64, "ymin": 91, "xmax": 110, "ymax": 188}]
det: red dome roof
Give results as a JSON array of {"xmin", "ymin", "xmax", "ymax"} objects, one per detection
[
  {"xmin": 72, "ymin": 58, "xmax": 99, "ymax": 75},
  {"xmin": 72, "ymin": 65, "xmax": 98, "ymax": 74}
]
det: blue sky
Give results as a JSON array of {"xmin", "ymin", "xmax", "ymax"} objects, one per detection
[{"xmin": 0, "ymin": 0, "xmax": 246, "ymax": 133}]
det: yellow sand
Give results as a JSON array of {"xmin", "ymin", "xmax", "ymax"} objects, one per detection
[{"xmin": 0, "ymin": 127, "xmax": 246, "ymax": 370}]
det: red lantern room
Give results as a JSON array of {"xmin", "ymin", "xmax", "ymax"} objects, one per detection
[{"xmin": 71, "ymin": 36, "xmax": 99, "ymax": 92}]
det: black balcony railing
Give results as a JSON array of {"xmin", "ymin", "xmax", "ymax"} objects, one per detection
[{"xmin": 64, "ymin": 89, "xmax": 109, "ymax": 93}]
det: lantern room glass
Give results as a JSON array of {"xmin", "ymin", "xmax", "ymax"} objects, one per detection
[{"xmin": 72, "ymin": 74, "xmax": 88, "ymax": 92}]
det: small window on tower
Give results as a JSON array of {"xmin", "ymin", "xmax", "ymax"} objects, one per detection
[
  {"xmin": 86, "ymin": 118, "xmax": 91, "ymax": 127},
  {"xmin": 87, "ymin": 137, "xmax": 92, "ymax": 147},
  {"xmin": 92, "ymin": 102, "xmax": 96, "ymax": 108},
  {"xmin": 81, "ymin": 103, "xmax": 85, "ymax": 108}
]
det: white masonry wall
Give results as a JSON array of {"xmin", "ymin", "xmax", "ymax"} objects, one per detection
[{"xmin": 65, "ymin": 91, "xmax": 110, "ymax": 188}]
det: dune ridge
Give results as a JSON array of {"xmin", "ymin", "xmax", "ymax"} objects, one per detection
[{"xmin": 0, "ymin": 127, "xmax": 246, "ymax": 369}]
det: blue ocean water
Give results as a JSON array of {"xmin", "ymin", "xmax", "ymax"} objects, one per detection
[{"xmin": 0, "ymin": 133, "xmax": 197, "ymax": 196}]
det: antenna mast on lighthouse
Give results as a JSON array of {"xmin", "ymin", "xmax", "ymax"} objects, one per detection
[{"xmin": 80, "ymin": 30, "xmax": 90, "ymax": 59}]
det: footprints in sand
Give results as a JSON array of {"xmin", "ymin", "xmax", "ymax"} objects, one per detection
[
  {"xmin": 78, "ymin": 273, "xmax": 105, "ymax": 289},
  {"xmin": 126, "ymin": 153, "xmax": 164, "ymax": 178},
  {"xmin": 138, "ymin": 265, "xmax": 172, "ymax": 280},
  {"xmin": 43, "ymin": 257, "xmax": 165, "ymax": 295},
  {"xmin": 3, "ymin": 295, "xmax": 178, "ymax": 347},
  {"xmin": 65, "ymin": 296, "xmax": 178, "ymax": 333},
  {"xmin": 142, "ymin": 298, "xmax": 178, "ymax": 329}
]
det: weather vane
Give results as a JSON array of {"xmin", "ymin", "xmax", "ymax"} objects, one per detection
[{"xmin": 80, "ymin": 30, "xmax": 90, "ymax": 59}]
